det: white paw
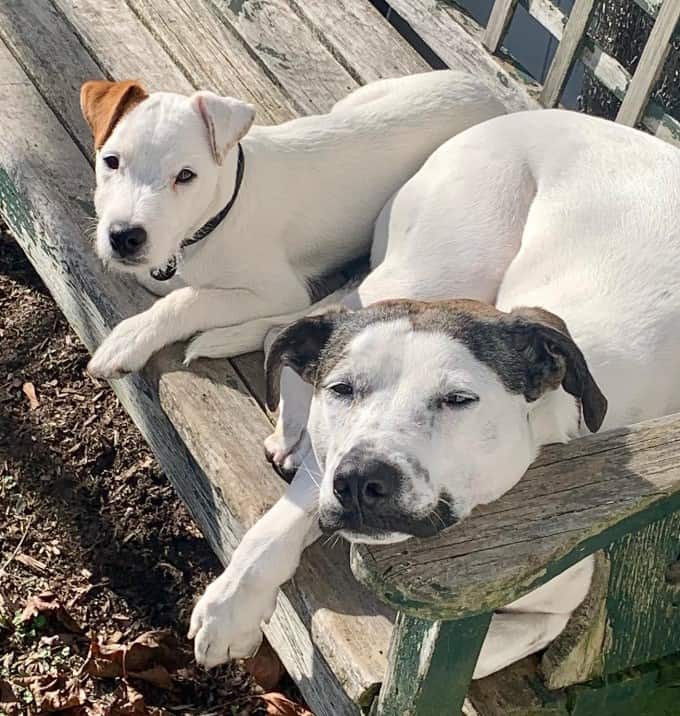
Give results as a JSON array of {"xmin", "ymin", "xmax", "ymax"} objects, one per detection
[
  {"xmin": 88, "ymin": 315, "xmax": 154, "ymax": 379},
  {"xmin": 189, "ymin": 572, "xmax": 277, "ymax": 669},
  {"xmin": 264, "ymin": 429, "xmax": 311, "ymax": 477}
]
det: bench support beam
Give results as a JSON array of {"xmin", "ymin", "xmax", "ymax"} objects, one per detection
[{"xmin": 375, "ymin": 612, "xmax": 491, "ymax": 715}]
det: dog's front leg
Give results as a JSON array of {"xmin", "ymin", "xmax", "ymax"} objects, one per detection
[
  {"xmin": 88, "ymin": 287, "xmax": 272, "ymax": 378},
  {"xmin": 189, "ymin": 453, "xmax": 321, "ymax": 668}
]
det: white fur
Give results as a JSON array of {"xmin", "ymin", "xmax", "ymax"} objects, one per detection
[
  {"xmin": 88, "ymin": 71, "xmax": 505, "ymax": 378},
  {"xmin": 191, "ymin": 109, "xmax": 680, "ymax": 682}
]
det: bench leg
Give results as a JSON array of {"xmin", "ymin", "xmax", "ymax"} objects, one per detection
[{"xmin": 375, "ymin": 611, "xmax": 491, "ymax": 716}]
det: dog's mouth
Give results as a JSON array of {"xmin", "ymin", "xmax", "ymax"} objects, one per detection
[{"xmin": 318, "ymin": 498, "xmax": 457, "ymax": 543}]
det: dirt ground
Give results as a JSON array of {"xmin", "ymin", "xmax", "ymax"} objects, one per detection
[{"xmin": 0, "ymin": 225, "xmax": 305, "ymax": 715}]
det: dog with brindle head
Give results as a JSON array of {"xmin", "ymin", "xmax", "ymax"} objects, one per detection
[{"xmin": 189, "ymin": 109, "xmax": 680, "ymax": 680}]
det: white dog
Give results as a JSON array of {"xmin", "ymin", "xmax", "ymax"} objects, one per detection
[
  {"xmin": 188, "ymin": 109, "xmax": 680, "ymax": 681},
  {"xmin": 80, "ymin": 72, "xmax": 505, "ymax": 390}
]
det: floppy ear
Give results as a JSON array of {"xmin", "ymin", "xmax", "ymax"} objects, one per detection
[
  {"xmin": 192, "ymin": 91, "xmax": 255, "ymax": 165},
  {"xmin": 508, "ymin": 307, "xmax": 608, "ymax": 432},
  {"xmin": 265, "ymin": 313, "xmax": 340, "ymax": 411},
  {"xmin": 80, "ymin": 80, "xmax": 148, "ymax": 150}
]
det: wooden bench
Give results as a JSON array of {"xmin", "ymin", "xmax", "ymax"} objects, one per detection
[{"xmin": 0, "ymin": 0, "xmax": 678, "ymax": 714}]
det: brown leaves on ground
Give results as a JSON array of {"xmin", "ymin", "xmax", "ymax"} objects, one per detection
[
  {"xmin": 20, "ymin": 593, "xmax": 83, "ymax": 634},
  {"xmin": 83, "ymin": 630, "xmax": 190, "ymax": 690},
  {"xmin": 244, "ymin": 640, "xmax": 286, "ymax": 691},
  {"xmin": 261, "ymin": 693, "xmax": 314, "ymax": 716}
]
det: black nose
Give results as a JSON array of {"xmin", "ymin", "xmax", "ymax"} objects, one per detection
[
  {"xmin": 333, "ymin": 457, "xmax": 400, "ymax": 513},
  {"xmin": 109, "ymin": 225, "xmax": 147, "ymax": 257}
]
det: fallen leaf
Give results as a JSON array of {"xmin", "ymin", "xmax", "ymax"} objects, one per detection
[
  {"xmin": 244, "ymin": 639, "xmax": 285, "ymax": 690},
  {"xmin": 261, "ymin": 692, "xmax": 314, "ymax": 716},
  {"xmin": 0, "ymin": 678, "xmax": 18, "ymax": 705},
  {"xmin": 22, "ymin": 382, "xmax": 39, "ymax": 410},
  {"xmin": 83, "ymin": 630, "xmax": 190, "ymax": 689},
  {"xmin": 106, "ymin": 683, "xmax": 164, "ymax": 716},
  {"xmin": 37, "ymin": 677, "xmax": 86, "ymax": 712},
  {"xmin": 21, "ymin": 593, "xmax": 82, "ymax": 633}
]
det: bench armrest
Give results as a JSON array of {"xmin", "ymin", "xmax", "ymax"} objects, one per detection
[{"xmin": 352, "ymin": 413, "xmax": 680, "ymax": 619}]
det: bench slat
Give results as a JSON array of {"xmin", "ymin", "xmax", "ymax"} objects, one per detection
[
  {"xmin": 352, "ymin": 413, "xmax": 680, "ymax": 619},
  {"xmin": 382, "ymin": 0, "xmax": 541, "ymax": 111}
]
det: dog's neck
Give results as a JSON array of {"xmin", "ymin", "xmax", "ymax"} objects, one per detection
[{"xmin": 197, "ymin": 144, "xmax": 245, "ymax": 236}]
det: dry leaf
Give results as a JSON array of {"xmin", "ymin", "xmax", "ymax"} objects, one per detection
[
  {"xmin": 106, "ymin": 682, "xmax": 164, "ymax": 716},
  {"xmin": 38, "ymin": 677, "xmax": 86, "ymax": 712},
  {"xmin": 261, "ymin": 692, "xmax": 314, "ymax": 716},
  {"xmin": 243, "ymin": 639, "xmax": 285, "ymax": 690},
  {"xmin": 83, "ymin": 630, "xmax": 189, "ymax": 689},
  {"xmin": 22, "ymin": 382, "xmax": 39, "ymax": 410},
  {"xmin": 0, "ymin": 678, "xmax": 18, "ymax": 708},
  {"xmin": 21, "ymin": 592, "xmax": 82, "ymax": 633}
]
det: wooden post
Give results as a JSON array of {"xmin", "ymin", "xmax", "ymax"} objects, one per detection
[
  {"xmin": 483, "ymin": 0, "xmax": 519, "ymax": 54},
  {"xmin": 616, "ymin": 0, "xmax": 680, "ymax": 127},
  {"xmin": 375, "ymin": 612, "xmax": 491, "ymax": 716},
  {"xmin": 541, "ymin": 0, "xmax": 597, "ymax": 107}
]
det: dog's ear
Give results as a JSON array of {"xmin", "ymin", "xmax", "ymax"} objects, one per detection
[
  {"xmin": 507, "ymin": 307, "xmax": 608, "ymax": 432},
  {"xmin": 265, "ymin": 312, "xmax": 342, "ymax": 411},
  {"xmin": 80, "ymin": 80, "xmax": 148, "ymax": 150},
  {"xmin": 192, "ymin": 91, "xmax": 255, "ymax": 165}
]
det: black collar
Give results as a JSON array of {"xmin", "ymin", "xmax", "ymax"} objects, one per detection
[{"xmin": 150, "ymin": 143, "xmax": 245, "ymax": 281}]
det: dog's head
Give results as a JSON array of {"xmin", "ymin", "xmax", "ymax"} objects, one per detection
[
  {"xmin": 266, "ymin": 299, "xmax": 607, "ymax": 544},
  {"xmin": 80, "ymin": 80, "xmax": 255, "ymax": 274}
]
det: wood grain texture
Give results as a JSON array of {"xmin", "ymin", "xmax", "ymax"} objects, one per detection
[
  {"xmin": 616, "ymin": 0, "xmax": 680, "ymax": 127},
  {"xmin": 602, "ymin": 512, "xmax": 680, "ymax": 675},
  {"xmin": 0, "ymin": 1, "xmax": 400, "ymax": 710},
  {"xmin": 383, "ymin": 0, "xmax": 541, "ymax": 110},
  {"xmin": 353, "ymin": 413, "xmax": 680, "ymax": 619},
  {"xmin": 374, "ymin": 612, "xmax": 490, "ymax": 716},
  {"xmin": 286, "ymin": 0, "xmax": 430, "ymax": 80},
  {"xmin": 540, "ymin": 0, "xmax": 596, "ymax": 107},
  {"xmin": 483, "ymin": 0, "xmax": 518, "ymax": 53}
]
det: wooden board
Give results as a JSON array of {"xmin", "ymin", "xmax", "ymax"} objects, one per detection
[
  {"xmin": 353, "ymin": 413, "xmax": 680, "ymax": 619},
  {"xmin": 381, "ymin": 0, "xmax": 541, "ymax": 110}
]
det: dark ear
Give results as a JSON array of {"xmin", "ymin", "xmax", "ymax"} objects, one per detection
[
  {"xmin": 80, "ymin": 80, "xmax": 148, "ymax": 149},
  {"xmin": 509, "ymin": 307, "xmax": 608, "ymax": 432},
  {"xmin": 265, "ymin": 312, "xmax": 340, "ymax": 411}
]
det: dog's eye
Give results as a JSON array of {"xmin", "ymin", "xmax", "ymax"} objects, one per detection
[
  {"xmin": 438, "ymin": 392, "xmax": 478, "ymax": 409},
  {"xmin": 176, "ymin": 169, "xmax": 196, "ymax": 184},
  {"xmin": 326, "ymin": 382, "xmax": 354, "ymax": 399},
  {"xmin": 103, "ymin": 155, "xmax": 119, "ymax": 170}
]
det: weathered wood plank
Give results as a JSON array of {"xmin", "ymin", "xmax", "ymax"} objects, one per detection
[
  {"xmin": 616, "ymin": 0, "xmax": 680, "ymax": 127},
  {"xmin": 483, "ymin": 0, "xmax": 518, "ymax": 53},
  {"xmin": 602, "ymin": 512, "xmax": 680, "ymax": 675},
  {"xmin": 517, "ymin": 0, "xmax": 680, "ymax": 144},
  {"xmin": 375, "ymin": 612, "xmax": 490, "ymax": 716},
  {"xmin": 0, "ymin": 1, "xmax": 397, "ymax": 710},
  {"xmin": 540, "ymin": 0, "xmax": 597, "ymax": 107},
  {"xmin": 352, "ymin": 413, "xmax": 680, "ymax": 619},
  {"xmin": 382, "ymin": 0, "xmax": 541, "ymax": 110},
  {"xmin": 287, "ymin": 0, "xmax": 429, "ymax": 80}
]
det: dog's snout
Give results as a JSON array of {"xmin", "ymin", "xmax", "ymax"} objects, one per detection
[
  {"xmin": 333, "ymin": 457, "xmax": 400, "ymax": 513},
  {"xmin": 109, "ymin": 224, "xmax": 147, "ymax": 258}
]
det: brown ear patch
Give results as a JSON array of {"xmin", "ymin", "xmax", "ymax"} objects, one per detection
[{"xmin": 80, "ymin": 80, "xmax": 148, "ymax": 150}]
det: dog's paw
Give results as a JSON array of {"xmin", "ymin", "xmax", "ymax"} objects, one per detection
[
  {"xmin": 88, "ymin": 315, "xmax": 154, "ymax": 379},
  {"xmin": 189, "ymin": 572, "xmax": 277, "ymax": 669},
  {"xmin": 264, "ymin": 429, "xmax": 311, "ymax": 481}
]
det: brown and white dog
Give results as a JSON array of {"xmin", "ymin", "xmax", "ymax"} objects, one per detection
[
  {"xmin": 189, "ymin": 109, "xmax": 680, "ymax": 680},
  {"xmin": 80, "ymin": 72, "xmax": 505, "ymax": 382}
]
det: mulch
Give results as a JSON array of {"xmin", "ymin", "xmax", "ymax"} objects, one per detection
[{"xmin": 0, "ymin": 224, "xmax": 307, "ymax": 715}]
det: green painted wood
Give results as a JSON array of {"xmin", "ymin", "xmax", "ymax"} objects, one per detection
[
  {"xmin": 567, "ymin": 653, "xmax": 680, "ymax": 716},
  {"xmin": 375, "ymin": 612, "xmax": 491, "ymax": 716},
  {"xmin": 602, "ymin": 512, "xmax": 680, "ymax": 675}
]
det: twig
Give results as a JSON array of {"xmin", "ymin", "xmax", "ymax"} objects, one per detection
[{"xmin": 0, "ymin": 515, "xmax": 34, "ymax": 575}]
